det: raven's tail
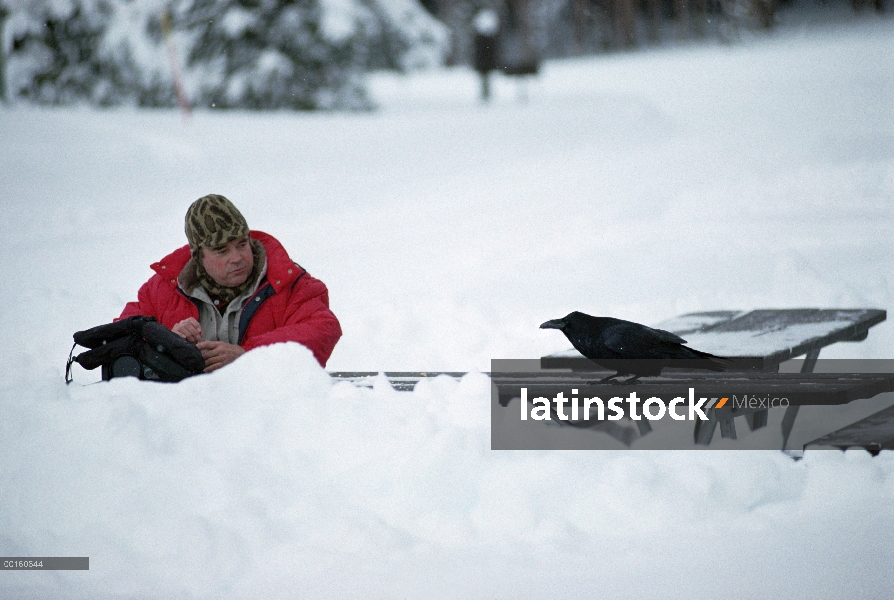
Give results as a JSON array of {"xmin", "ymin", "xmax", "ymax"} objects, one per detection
[{"xmin": 685, "ymin": 347, "xmax": 730, "ymax": 371}]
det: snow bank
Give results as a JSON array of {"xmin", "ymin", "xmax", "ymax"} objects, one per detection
[{"xmin": 2, "ymin": 345, "xmax": 893, "ymax": 598}]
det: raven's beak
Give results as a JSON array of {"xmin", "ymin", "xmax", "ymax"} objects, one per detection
[{"xmin": 540, "ymin": 319, "xmax": 565, "ymax": 330}]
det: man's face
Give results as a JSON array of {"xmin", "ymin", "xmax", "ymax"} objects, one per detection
[{"xmin": 201, "ymin": 236, "xmax": 253, "ymax": 288}]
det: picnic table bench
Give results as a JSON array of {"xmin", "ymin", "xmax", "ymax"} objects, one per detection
[
  {"xmin": 329, "ymin": 372, "xmax": 470, "ymax": 392},
  {"xmin": 331, "ymin": 308, "xmax": 893, "ymax": 452},
  {"xmin": 804, "ymin": 402, "xmax": 894, "ymax": 455}
]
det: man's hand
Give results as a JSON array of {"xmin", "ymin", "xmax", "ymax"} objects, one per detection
[
  {"xmin": 197, "ymin": 341, "xmax": 245, "ymax": 372},
  {"xmin": 172, "ymin": 318, "xmax": 202, "ymax": 344}
]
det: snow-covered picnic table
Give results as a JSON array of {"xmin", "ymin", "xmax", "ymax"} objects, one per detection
[
  {"xmin": 533, "ymin": 308, "xmax": 891, "ymax": 450},
  {"xmin": 334, "ymin": 308, "xmax": 886, "ymax": 381},
  {"xmin": 332, "ymin": 308, "xmax": 892, "ymax": 452}
]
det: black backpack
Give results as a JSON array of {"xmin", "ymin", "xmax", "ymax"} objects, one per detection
[{"xmin": 66, "ymin": 316, "xmax": 205, "ymax": 383}]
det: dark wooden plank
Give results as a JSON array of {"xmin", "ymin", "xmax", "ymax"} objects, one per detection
[
  {"xmin": 781, "ymin": 405, "xmax": 800, "ymax": 451},
  {"xmin": 329, "ymin": 371, "xmax": 469, "ymax": 391},
  {"xmin": 719, "ymin": 417, "xmax": 737, "ymax": 440},
  {"xmin": 694, "ymin": 418, "xmax": 717, "ymax": 445},
  {"xmin": 540, "ymin": 355, "xmax": 769, "ymax": 371},
  {"xmin": 746, "ymin": 410, "xmax": 768, "ymax": 431},
  {"xmin": 804, "ymin": 403, "xmax": 894, "ymax": 455},
  {"xmin": 330, "ymin": 372, "xmax": 469, "ymax": 378}
]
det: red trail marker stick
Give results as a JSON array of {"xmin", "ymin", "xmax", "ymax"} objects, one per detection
[{"xmin": 161, "ymin": 10, "xmax": 191, "ymax": 120}]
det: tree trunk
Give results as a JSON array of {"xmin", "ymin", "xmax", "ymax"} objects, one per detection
[{"xmin": 0, "ymin": 6, "xmax": 8, "ymax": 102}]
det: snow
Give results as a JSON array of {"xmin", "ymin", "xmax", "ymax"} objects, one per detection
[
  {"xmin": 473, "ymin": 9, "xmax": 500, "ymax": 36},
  {"xmin": 681, "ymin": 321, "xmax": 857, "ymax": 356},
  {"xmin": 320, "ymin": 0, "xmax": 357, "ymax": 43},
  {"xmin": 221, "ymin": 6, "xmax": 258, "ymax": 39},
  {"xmin": 1, "ymin": 14, "xmax": 893, "ymax": 599}
]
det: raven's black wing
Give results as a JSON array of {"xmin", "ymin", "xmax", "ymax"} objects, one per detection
[
  {"xmin": 643, "ymin": 325, "xmax": 687, "ymax": 345},
  {"xmin": 601, "ymin": 323, "xmax": 683, "ymax": 359}
]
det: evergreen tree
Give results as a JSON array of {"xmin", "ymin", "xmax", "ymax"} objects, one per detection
[
  {"xmin": 181, "ymin": 0, "xmax": 368, "ymax": 110},
  {"xmin": 0, "ymin": 3, "xmax": 9, "ymax": 101},
  {"xmin": 3, "ymin": 0, "xmax": 448, "ymax": 109},
  {"xmin": 8, "ymin": 0, "xmax": 174, "ymax": 106},
  {"xmin": 11, "ymin": 0, "xmax": 115, "ymax": 104}
]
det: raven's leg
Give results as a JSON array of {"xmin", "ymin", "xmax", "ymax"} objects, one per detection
[
  {"xmin": 589, "ymin": 372, "xmax": 623, "ymax": 385},
  {"xmin": 600, "ymin": 373, "xmax": 622, "ymax": 384},
  {"xmin": 621, "ymin": 375, "xmax": 642, "ymax": 385}
]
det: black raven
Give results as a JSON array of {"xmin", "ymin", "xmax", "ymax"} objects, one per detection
[{"xmin": 540, "ymin": 311, "xmax": 728, "ymax": 383}]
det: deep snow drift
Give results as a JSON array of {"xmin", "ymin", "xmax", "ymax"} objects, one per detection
[{"xmin": 0, "ymin": 15, "xmax": 892, "ymax": 599}]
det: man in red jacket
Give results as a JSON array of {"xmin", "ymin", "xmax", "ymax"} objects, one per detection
[{"xmin": 119, "ymin": 194, "xmax": 341, "ymax": 372}]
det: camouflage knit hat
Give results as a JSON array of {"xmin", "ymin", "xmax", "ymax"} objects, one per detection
[{"xmin": 184, "ymin": 194, "xmax": 249, "ymax": 251}]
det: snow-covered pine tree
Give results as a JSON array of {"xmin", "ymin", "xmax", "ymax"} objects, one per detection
[
  {"xmin": 6, "ymin": 0, "xmax": 174, "ymax": 106},
  {"xmin": 3, "ymin": 0, "xmax": 448, "ymax": 109},
  {"xmin": 9, "ymin": 0, "xmax": 117, "ymax": 104},
  {"xmin": 181, "ymin": 0, "xmax": 367, "ymax": 110},
  {"xmin": 353, "ymin": 0, "xmax": 448, "ymax": 71}
]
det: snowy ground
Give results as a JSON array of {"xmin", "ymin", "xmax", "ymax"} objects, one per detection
[{"xmin": 1, "ymin": 13, "xmax": 893, "ymax": 599}]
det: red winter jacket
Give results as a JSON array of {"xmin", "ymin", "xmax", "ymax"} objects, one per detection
[{"xmin": 119, "ymin": 231, "xmax": 341, "ymax": 366}]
